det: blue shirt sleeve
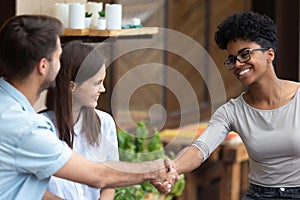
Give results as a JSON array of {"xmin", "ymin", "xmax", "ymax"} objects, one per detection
[{"xmin": 15, "ymin": 115, "xmax": 72, "ymax": 180}]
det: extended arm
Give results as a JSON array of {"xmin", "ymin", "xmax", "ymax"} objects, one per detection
[
  {"xmin": 151, "ymin": 145, "xmax": 204, "ymax": 194},
  {"xmin": 174, "ymin": 145, "xmax": 204, "ymax": 174},
  {"xmin": 175, "ymin": 114, "xmax": 230, "ymax": 174},
  {"xmin": 54, "ymin": 151, "xmax": 177, "ymax": 189},
  {"xmin": 153, "ymin": 125, "xmax": 229, "ymax": 193}
]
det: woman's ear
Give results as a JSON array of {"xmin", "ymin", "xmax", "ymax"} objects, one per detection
[
  {"xmin": 266, "ymin": 48, "xmax": 275, "ymax": 63},
  {"xmin": 70, "ymin": 81, "xmax": 75, "ymax": 94}
]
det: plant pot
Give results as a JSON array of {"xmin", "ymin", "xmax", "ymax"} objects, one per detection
[
  {"xmin": 85, "ymin": 17, "xmax": 91, "ymax": 28},
  {"xmin": 97, "ymin": 17, "xmax": 106, "ymax": 30}
]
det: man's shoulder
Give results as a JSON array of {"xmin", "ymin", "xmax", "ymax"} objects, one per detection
[{"xmin": 0, "ymin": 102, "xmax": 54, "ymax": 133}]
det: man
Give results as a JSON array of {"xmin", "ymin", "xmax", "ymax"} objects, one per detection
[{"xmin": 0, "ymin": 15, "xmax": 178, "ymax": 200}]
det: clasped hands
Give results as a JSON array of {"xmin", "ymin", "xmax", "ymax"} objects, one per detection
[{"xmin": 150, "ymin": 158, "xmax": 180, "ymax": 194}]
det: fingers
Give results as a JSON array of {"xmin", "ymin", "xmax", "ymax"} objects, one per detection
[
  {"xmin": 164, "ymin": 158, "xmax": 180, "ymax": 181},
  {"xmin": 164, "ymin": 158, "xmax": 173, "ymax": 173},
  {"xmin": 151, "ymin": 158, "xmax": 180, "ymax": 194},
  {"xmin": 151, "ymin": 180, "xmax": 172, "ymax": 194},
  {"xmin": 164, "ymin": 158, "xmax": 179, "ymax": 185}
]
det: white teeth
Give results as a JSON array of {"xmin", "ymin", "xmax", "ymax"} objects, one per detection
[{"xmin": 239, "ymin": 68, "xmax": 250, "ymax": 76}]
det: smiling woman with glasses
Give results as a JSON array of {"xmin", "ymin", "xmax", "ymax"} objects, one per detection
[
  {"xmin": 224, "ymin": 48, "xmax": 268, "ymax": 70},
  {"xmin": 153, "ymin": 11, "xmax": 300, "ymax": 200}
]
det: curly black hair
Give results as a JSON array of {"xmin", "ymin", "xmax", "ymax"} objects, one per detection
[{"xmin": 214, "ymin": 11, "xmax": 277, "ymax": 51}]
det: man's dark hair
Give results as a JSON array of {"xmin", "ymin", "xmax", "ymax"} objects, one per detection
[
  {"xmin": 0, "ymin": 15, "xmax": 63, "ymax": 79},
  {"xmin": 215, "ymin": 11, "xmax": 277, "ymax": 51}
]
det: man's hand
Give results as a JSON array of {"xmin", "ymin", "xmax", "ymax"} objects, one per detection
[{"xmin": 151, "ymin": 158, "xmax": 180, "ymax": 194}]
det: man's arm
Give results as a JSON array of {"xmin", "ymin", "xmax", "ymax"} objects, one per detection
[{"xmin": 54, "ymin": 151, "xmax": 178, "ymax": 189}]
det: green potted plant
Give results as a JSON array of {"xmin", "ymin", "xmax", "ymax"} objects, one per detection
[
  {"xmin": 115, "ymin": 121, "xmax": 185, "ymax": 200},
  {"xmin": 85, "ymin": 12, "xmax": 93, "ymax": 28},
  {"xmin": 97, "ymin": 10, "xmax": 106, "ymax": 30}
]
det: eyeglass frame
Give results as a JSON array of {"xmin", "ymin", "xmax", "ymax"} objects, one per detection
[{"xmin": 224, "ymin": 47, "xmax": 269, "ymax": 70}]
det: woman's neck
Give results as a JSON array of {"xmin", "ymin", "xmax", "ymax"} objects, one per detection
[
  {"xmin": 245, "ymin": 78, "xmax": 283, "ymax": 109},
  {"xmin": 72, "ymin": 105, "xmax": 81, "ymax": 124}
]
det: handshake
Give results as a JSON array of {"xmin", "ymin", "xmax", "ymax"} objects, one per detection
[{"xmin": 149, "ymin": 158, "xmax": 181, "ymax": 194}]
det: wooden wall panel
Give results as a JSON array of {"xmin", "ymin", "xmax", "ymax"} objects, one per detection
[
  {"xmin": 165, "ymin": 0, "xmax": 251, "ymax": 127},
  {"xmin": 0, "ymin": 1, "xmax": 15, "ymax": 27},
  {"xmin": 93, "ymin": 0, "xmax": 166, "ymax": 128},
  {"xmin": 209, "ymin": 0, "xmax": 252, "ymax": 99},
  {"xmin": 275, "ymin": 0, "xmax": 299, "ymax": 81},
  {"xmin": 165, "ymin": 0, "xmax": 207, "ymax": 127}
]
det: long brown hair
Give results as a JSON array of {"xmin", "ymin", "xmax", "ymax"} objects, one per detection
[{"xmin": 46, "ymin": 40, "xmax": 105, "ymax": 148}]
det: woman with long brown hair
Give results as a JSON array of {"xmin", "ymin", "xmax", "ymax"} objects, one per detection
[{"xmin": 41, "ymin": 40, "xmax": 118, "ymax": 200}]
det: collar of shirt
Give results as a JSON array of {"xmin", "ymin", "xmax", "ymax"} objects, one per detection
[{"xmin": 0, "ymin": 77, "xmax": 35, "ymax": 113}]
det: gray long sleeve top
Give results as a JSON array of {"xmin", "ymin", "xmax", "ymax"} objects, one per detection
[{"xmin": 193, "ymin": 87, "xmax": 300, "ymax": 187}]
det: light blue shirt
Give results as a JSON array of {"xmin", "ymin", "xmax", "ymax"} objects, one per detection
[{"xmin": 0, "ymin": 77, "xmax": 72, "ymax": 200}]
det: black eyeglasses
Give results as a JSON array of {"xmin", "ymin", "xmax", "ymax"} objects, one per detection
[{"xmin": 224, "ymin": 48, "xmax": 268, "ymax": 70}]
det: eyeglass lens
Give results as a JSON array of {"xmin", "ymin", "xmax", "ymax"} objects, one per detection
[
  {"xmin": 225, "ymin": 49, "xmax": 251, "ymax": 67},
  {"xmin": 224, "ymin": 48, "xmax": 267, "ymax": 69}
]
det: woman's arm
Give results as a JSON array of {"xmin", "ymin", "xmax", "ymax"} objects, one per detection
[
  {"xmin": 174, "ymin": 145, "xmax": 204, "ymax": 175},
  {"xmin": 152, "ymin": 123, "xmax": 228, "ymax": 193},
  {"xmin": 151, "ymin": 146, "xmax": 203, "ymax": 194},
  {"xmin": 42, "ymin": 191, "xmax": 63, "ymax": 200}
]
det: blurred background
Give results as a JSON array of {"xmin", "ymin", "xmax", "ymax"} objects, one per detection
[{"xmin": 3, "ymin": 0, "xmax": 299, "ymax": 130}]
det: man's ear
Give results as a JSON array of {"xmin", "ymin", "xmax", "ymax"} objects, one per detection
[{"xmin": 37, "ymin": 58, "xmax": 48, "ymax": 75}]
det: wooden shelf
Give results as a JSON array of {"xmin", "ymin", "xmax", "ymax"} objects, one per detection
[
  {"xmin": 63, "ymin": 28, "xmax": 89, "ymax": 36},
  {"xmin": 63, "ymin": 27, "xmax": 159, "ymax": 37},
  {"xmin": 89, "ymin": 27, "xmax": 159, "ymax": 37}
]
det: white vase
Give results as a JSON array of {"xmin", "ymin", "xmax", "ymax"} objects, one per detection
[
  {"xmin": 97, "ymin": 18, "xmax": 106, "ymax": 30},
  {"xmin": 85, "ymin": 17, "xmax": 91, "ymax": 28},
  {"xmin": 69, "ymin": 3, "xmax": 85, "ymax": 29}
]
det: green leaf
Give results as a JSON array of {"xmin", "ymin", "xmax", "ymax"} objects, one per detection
[
  {"xmin": 116, "ymin": 121, "xmax": 185, "ymax": 199},
  {"xmin": 147, "ymin": 133, "xmax": 162, "ymax": 152},
  {"xmin": 85, "ymin": 12, "xmax": 93, "ymax": 18},
  {"xmin": 168, "ymin": 174, "xmax": 186, "ymax": 196},
  {"xmin": 98, "ymin": 10, "xmax": 105, "ymax": 17},
  {"xmin": 136, "ymin": 121, "xmax": 149, "ymax": 138}
]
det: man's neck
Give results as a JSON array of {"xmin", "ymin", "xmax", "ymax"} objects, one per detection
[{"xmin": 7, "ymin": 78, "xmax": 40, "ymax": 106}]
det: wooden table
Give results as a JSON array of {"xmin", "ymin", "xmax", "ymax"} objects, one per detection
[
  {"xmin": 219, "ymin": 143, "xmax": 249, "ymax": 200},
  {"xmin": 160, "ymin": 127, "xmax": 249, "ymax": 200}
]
